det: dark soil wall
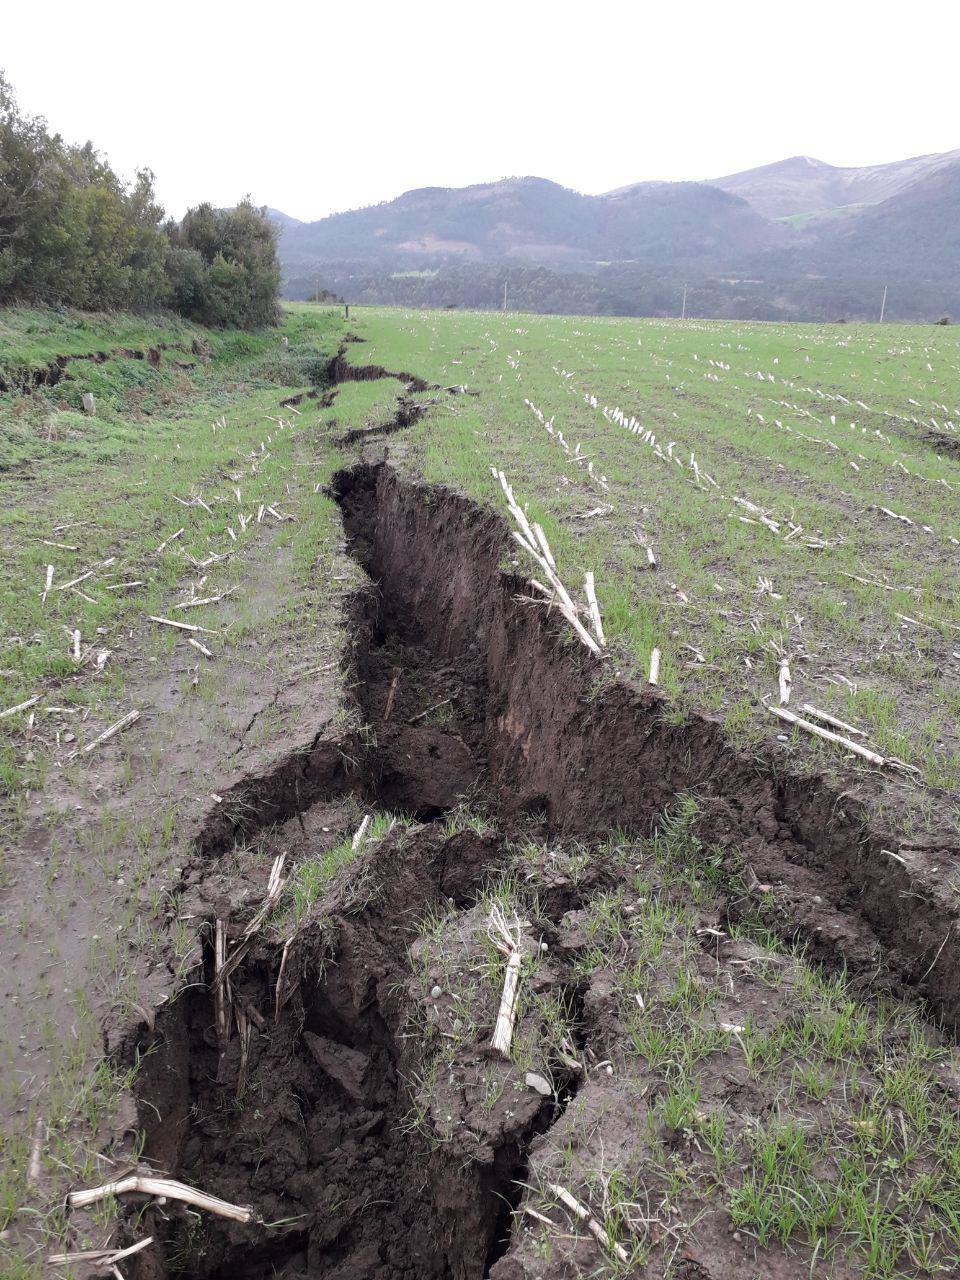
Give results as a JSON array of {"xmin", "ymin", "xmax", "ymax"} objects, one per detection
[{"xmin": 334, "ymin": 463, "xmax": 960, "ymax": 1026}]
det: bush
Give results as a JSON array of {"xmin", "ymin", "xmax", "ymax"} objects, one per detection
[
  {"xmin": 0, "ymin": 72, "xmax": 280, "ymax": 329},
  {"xmin": 166, "ymin": 201, "xmax": 281, "ymax": 329},
  {"xmin": 0, "ymin": 73, "xmax": 169, "ymax": 311},
  {"xmin": 164, "ymin": 246, "xmax": 208, "ymax": 316}
]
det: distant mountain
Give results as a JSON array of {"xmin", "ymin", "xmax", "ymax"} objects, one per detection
[
  {"xmin": 279, "ymin": 176, "xmax": 780, "ymax": 268},
  {"xmin": 275, "ymin": 148, "xmax": 960, "ymax": 322},
  {"xmin": 599, "ymin": 181, "xmax": 782, "ymax": 261},
  {"xmin": 280, "ymin": 178, "xmax": 594, "ymax": 262},
  {"xmin": 806, "ymin": 157, "xmax": 960, "ymax": 277},
  {"xmin": 266, "ymin": 208, "xmax": 304, "ymax": 228},
  {"xmin": 711, "ymin": 149, "xmax": 960, "ymax": 220}
]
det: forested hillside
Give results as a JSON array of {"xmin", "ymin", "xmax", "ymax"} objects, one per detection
[{"xmin": 276, "ymin": 149, "xmax": 960, "ymax": 321}]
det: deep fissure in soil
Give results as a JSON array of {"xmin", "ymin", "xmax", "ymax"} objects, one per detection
[
  {"xmin": 133, "ymin": 464, "xmax": 565, "ymax": 1279},
  {"xmin": 131, "ymin": 456, "xmax": 959, "ymax": 1279}
]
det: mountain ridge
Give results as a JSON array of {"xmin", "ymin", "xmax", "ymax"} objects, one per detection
[
  {"xmin": 709, "ymin": 148, "xmax": 960, "ymax": 219},
  {"xmin": 271, "ymin": 146, "xmax": 960, "ymax": 321}
]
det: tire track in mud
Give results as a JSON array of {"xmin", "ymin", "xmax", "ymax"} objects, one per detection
[{"xmin": 99, "ymin": 365, "xmax": 959, "ymax": 1279}]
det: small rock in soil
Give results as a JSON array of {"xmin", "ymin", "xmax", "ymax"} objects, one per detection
[{"xmin": 525, "ymin": 1071, "xmax": 552, "ymax": 1096}]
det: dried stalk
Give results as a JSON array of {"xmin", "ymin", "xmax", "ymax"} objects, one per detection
[
  {"xmin": 648, "ymin": 647, "xmax": 661, "ymax": 686},
  {"xmin": 174, "ymin": 588, "xmax": 236, "ymax": 610},
  {"xmin": 532, "ymin": 522, "xmax": 556, "ymax": 569},
  {"xmin": 27, "ymin": 1118, "xmax": 43, "ymax": 1187},
  {"xmin": 214, "ymin": 854, "xmax": 288, "ymax": 987},
  {"xmin": 488, "ymin": 905, "xmax": 524, "ymax": 1057},
  {"xmin": 67, "ymin": 1175, "xmax": 254, "ymax": 1223},
  {"xmin": 584, "ymin": 572, "xmax": 605, "ymax": 644},
  {"xmin": 351, "ymin": 815, "xmax": 372, "ymax": 851},
  {"xmin": 147, "ymin": 615, "xmax": 219, "ymax": 635},
  {"xmin": 768, "ymin": 705, "xmax": 884, "ymax": 766},
  {"xmin": 382, "ymin": 668, "xmax": 401, "ymax": 722},
  {"xmin": 407, "ymin": 697, "xmax": 453, "ymax": 724},
  {"xmin": 235, "ymin": 1006, "xmax": 252, "ymax": 1097},
  {"xmin": 778, "ymin": 659, "xmax": 791, "ymax": 705},
  {"xmin": 154, "ymin": 528, "xmax": 184, "ymax": 555},
  {"xmin": 275, "ymin": 936, "xmax": 294, "ymax": 1020},
  {"xmin": 494, "ymin": 469, "xmax": 602, "ymax": 655},
  {"xmin": 49, "ymin": 1237, "xmax": 154, "ymax": 1268},
  {"xmin": 214, "ymin": 918, "xmax": 231, "ymax": 1048},
  {"xmin": 548, "ymin": 1183, "xmax": 630, "ymax": 1264},
  {"xmin": 54, "ymin": 570, "xmax": 93, "ymax": 593},
  {"xmin": 524, "ymin": 1205, "xmax": 559, "ymax": 1229},
  {"xmin": 73, "ymin": 710, "xmax": 140, "ymax": 758},
  {"xmin": 1, "ymin": 694, "xmax": 40, "ymax": 720},
  {"xmin": 800, "ymin": 703, "xmax": 865, "ymax": 737}
]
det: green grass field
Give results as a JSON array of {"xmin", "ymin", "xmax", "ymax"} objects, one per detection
[
  {"xmin": 337, "ymin": 306, "xmax": 960, "ymax": 813},
  {"xmin": 2, "ymin": 302, "xmax": 958, "ymax": 1279}
]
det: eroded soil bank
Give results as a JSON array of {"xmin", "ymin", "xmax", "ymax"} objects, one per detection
[{"xmin": 124, "ymin": 458, "xmax": 960, "ymax": 1280}]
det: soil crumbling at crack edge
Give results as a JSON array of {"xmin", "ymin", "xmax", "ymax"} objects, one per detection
[{"xmin": 332, "ymin": 461, "xmax": 960, "ymax": 1026}]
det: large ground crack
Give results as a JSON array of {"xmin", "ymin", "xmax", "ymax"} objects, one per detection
[{"xmin": 123, "ymin": 451, "xmax": 960, "ymax": 1280}]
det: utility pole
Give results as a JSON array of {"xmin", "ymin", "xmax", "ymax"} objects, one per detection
[
  {"xmin": 681, "ymin": 284, "xmax": 687, "ymax": 321},
  {"xmin": 879, "ymin": 284, "xmax": 888, "ymax": 324},
  {"xmin": 315, "ymin": 277, "xmax": 320, "ymax": 304},
  {"xmin": 503, "ymin": 280, "xmax": 508, "ymax": 313}
]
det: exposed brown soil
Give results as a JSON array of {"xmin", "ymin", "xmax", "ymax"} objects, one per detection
[
  {"xmin": 322, "ymin": 344, "xmax": 436, "ymax": 395},
  {"xmin": 119, "ymin": 452, "xmax": 959, "ymax": 1279},
  {"xmin": 335, "ymin": 396, "xmax": 429, "ymax": 448},
  {"xmin": 924, "ymin": 428, "xmax": 960, "ymax": 459},
  {"xmin": 277, "ymin": 340, "xmax": 438, "ymax": 419},
  {"xmin": 335, "ymin": 463, "xmax": 960, "ymax": 1022},
  {"xmin": 0, "ymin": 342, "xmax": 191, "ymax": 392},
  {"xmin": 133, "ymin": 811, "xmax": 579, "ymax": 1280}
]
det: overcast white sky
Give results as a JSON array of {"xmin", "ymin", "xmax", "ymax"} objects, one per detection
[{"xmin": 4, "ymin": 1, "xmax": 957, "ymax": 223}]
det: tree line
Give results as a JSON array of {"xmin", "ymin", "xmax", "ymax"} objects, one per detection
[
  {"xmin": 286, "ymin": 258, "xmax": 958, "ymax": 324},
  {"xmin": 0, "ymin": 73, "xmax": 280, "ymax": 328}
]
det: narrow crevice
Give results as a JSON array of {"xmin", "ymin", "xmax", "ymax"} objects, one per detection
[
  {"xmin": 483, "ymin": 982, "xmax": 589, "ymax": 1274},
  {"xmin": 0, "ymin": 340, "xmax": 200, "ymax": 393},
  {"xmin": 335, "ymin": 394, "xmax": 428, "ymax": 447},
  {"xmin": 322, "ymin": 343, "xmax": 437, "ymax": 394}
]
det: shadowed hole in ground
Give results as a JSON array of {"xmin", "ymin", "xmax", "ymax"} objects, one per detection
[{"xmin": 130, "ymin": 465, "xmax": 584, "ymax": 1279}]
